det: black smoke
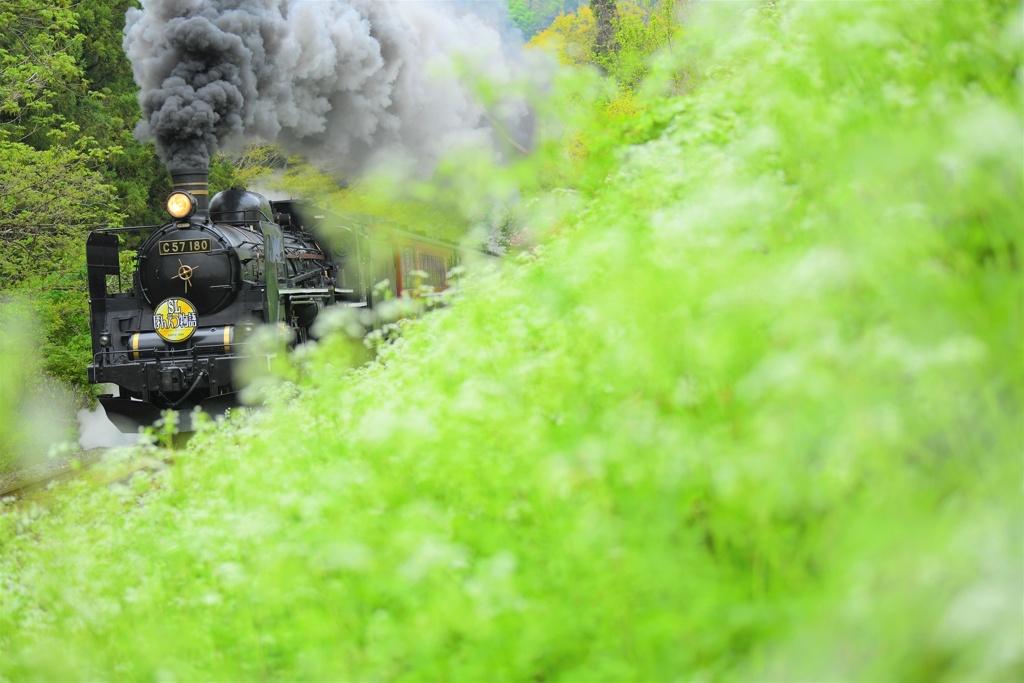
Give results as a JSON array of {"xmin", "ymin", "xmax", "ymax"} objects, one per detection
[{"xmin": 124, "ymin": 0, "xmax": 537, "ymax": 174}]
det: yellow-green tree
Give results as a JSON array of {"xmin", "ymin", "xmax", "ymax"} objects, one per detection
[
  {"xmin": 528, "ymin": 1, "xmax": 687, "ymax": 177},
  {"xmin": 611, "ymin": 0, "xmax": 681, "ymax": 87},
  {"xmin": 529, "ymin": 0, "xmax": 684, "ymax": 87},
  {"xmin": 529, "ymin": 5, "xmax": 597, "ymax": 66}
]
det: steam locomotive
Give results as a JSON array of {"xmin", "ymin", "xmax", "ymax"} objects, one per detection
[{"xmin": 87, "ymin": 168, "xmax": 469, "ymax": 432}]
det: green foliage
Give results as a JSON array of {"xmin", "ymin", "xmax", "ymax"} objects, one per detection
[
  {"xmin": 0, "ymin": 301, "xmax": 39, "ymax": 473},
  {"xmin": 327, "ymin": 185, "xmax": 473, "ymax": 243},
  {"xmin": 508, "ymin": 0, "xmax": 539, "ymax": 37},
  {"xmin": 74, "ymin": 1, "xmax": 138, "ymax": 93},
  {"xmin": 604, "ymin": 0, "xmax": 681, "ymax": 87},
  {"xmin": 530, "ymin": 5, "xmax": 597, "ymax": 66},
  {"xmin": 0, "ymin": 0, "xmax": 85, "ymax": 147},
  {"xmin": 218, "ymin": 143, "xmax": 475, "ymax": 242},
  {"xmin": 71, "ymin": 0, "xmax": 170, "ymax": 228},
  {"xmin": 0, "ymin": 0, "xmax": 169, "ymax": 411},
  {"xmin": 1, "ymin": 1, "xmax": 1022, "ymax": 680},
  {"xmin": 0, "ymin": 139, "xmax": 125, "ymax": 392},
  {"xmin": 30, "ymin": 270, "xmax": 95, "ymax": 388},
  {"xmin": 529, "ymin": 0, "xmax": 684, "ymax": 87},
  {"xmin": 1, "ymin": 0, "xmax": 170, "ymax": 227},
  {"xmin": 0, "ymin": 141, "xmax": 124, "ymax": 287},
  {"xmin": 590, "ymin": 0, "xmax": 619, "ymax": 63},
  {"xmin": 509, "ymin": 0, "xmax": 587, "ymax": 38},
  {"xmin": 0, "ymin": 300, "xmax": 86, "ymax": 473},
  {"xmin": 527, "ymin": 0, "xmax": 691, "ymax": 172}
]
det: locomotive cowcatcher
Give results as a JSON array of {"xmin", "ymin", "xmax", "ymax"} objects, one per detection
[{"xmin": 87, "ymin": 168, "xmax": 465, "ymax": 432}]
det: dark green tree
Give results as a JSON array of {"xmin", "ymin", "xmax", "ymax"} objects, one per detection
[
  {"xmin": 74, "ymin": 1, "xmax": 168, "ymax": 227},
  {"xmin": 590, "ymin": 0, "xmax": 620, "ymax": 62},
  {"xmin": 509, "ymin": 0, "xmax": 587, "ymax": 38},
  {"xmin": 0, "ymin": 0, "xmax": 85, "ymax": 147}
]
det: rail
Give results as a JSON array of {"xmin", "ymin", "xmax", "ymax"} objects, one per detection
[{"xmin": 0, "ymin": 451, "xmax": 174, "ymax": 504}]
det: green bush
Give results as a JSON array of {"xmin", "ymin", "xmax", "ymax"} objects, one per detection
[
  {"xmin": 1, "ymin": 1, "xmax": 1020, "ymax": 680},
  {"xmin": 0, "ymin": 299, "xmax": 86, "ymax": 474}
]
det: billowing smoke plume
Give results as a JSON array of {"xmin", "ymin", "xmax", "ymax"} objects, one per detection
[{"xmin": 124, "ymin": 0, "xmax": 535, "ymax": 174}]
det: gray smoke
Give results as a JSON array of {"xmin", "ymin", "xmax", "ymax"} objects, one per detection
[{"xmin": 124, "ymin": 0, "xmax": 536, "ymax": 174}]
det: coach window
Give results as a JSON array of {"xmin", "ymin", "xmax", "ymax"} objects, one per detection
[
  {"xmin": 420, "ymin": 254, "xmax": 446, "ymax": 288},
  {"xmin": 401, "ymin": 246, "xmax": 416, "ymax": 280}
]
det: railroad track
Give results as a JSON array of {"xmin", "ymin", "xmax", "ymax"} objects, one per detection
[
  {"xmin": 0, "ymin": 450, "xmax": 172, "ymax": 503},
  {"xmin": 0, "ymin": 453, "xmax": 104, "ymax": 501}
]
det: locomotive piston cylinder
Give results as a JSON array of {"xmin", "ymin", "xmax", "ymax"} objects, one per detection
[{"xmin": 291, "ymin": 300, "xmax": 323, "ymax": 327}]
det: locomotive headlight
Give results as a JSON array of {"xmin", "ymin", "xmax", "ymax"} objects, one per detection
[
  {"xmin": 167, "ymin": 191, "xmax": 196, "ymax": 219},
  {"xmin": 99, "ymin": 333, "xmax": 111, "ymax": 347}
]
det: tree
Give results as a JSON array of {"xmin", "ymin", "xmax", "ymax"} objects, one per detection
[
  {"xmin": 0, "ymin": 0, "xmax": 134, "ymax": 390},
  {"xmin": 508, "ymin": 0, "xmax": 539, "ymax": 36},
  {"xmin": 529, "ymin": 0, "xmax": 685, "ymax": 87},
  {"xmin": 610, "ymin": 0, "xmax": 682, "ymax": 88},
  {"xmin": 76, "ymin": 1, "xmax": 171, "ymax": 226},
  {"xmin": 0, "ymin": 138, "xmax": 125, "ymax": 387},
  {"xmin": 0, "ymin": 0, "xmax": 129, "ymax": 282},
  {"xmin": 530, "ymin": 6, "xmax": 597, "ymax": 66},
  {"xmin": 590, "ymin": 0, "xmax": 620, "ymax": 63},
  {"xmin": 0, "ymin": 141, "xmax": 123, "ymax": 285},
  {"xmin": 0, "ymin": 0, "xmax": 86, "ymax": 148},
  {"xmin": 509, "ymin": 0, "xmax": 587, "ymax": 39}
]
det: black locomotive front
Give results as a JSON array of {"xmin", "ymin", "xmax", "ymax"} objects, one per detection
[{"xmin": 86, "ymin": 168, "xmax": 341, "ymax": 432}]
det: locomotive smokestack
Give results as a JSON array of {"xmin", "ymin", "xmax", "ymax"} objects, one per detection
[{"xmin": 170, "ymin": 168, "xmax": 209, "ymax": 217}]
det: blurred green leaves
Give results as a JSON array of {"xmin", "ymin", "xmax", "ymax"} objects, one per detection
[{"xmin": 0, "ymin": 300, "xmax": 83, "ymax": 472}]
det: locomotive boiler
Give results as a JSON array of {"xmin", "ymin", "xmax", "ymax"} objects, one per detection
[{"xmin": 87, "ymin": 168, "xmax": 467, "ymax": 432}]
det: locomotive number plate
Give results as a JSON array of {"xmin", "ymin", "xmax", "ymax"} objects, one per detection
[{"xmin": 159, "ymin": 238, "xmax": 211, "ymax": 255}]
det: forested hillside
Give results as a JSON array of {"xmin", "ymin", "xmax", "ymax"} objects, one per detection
[
  {"xmin": 2, "ymin": 0, "xmax": 1022, "ymax": 680},
  {"xmin": 2, "ymin": 1, "xmax": 137, "ymax": 389}
]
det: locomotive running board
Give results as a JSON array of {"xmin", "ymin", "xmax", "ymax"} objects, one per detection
[{"xmin": 100, "ymin": 393, "xmax": 240, "ymax": 434}]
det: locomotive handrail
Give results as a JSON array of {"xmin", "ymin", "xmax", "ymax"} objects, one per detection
[
  {"xmin": 94, "ymin": 224, "xmax": 165, "ymax": 233},
  {"xmin": 279, "ymin": 287, "xmax": 335, "ymax": 295},
  {"xmin": 209, "ymin": 209, "xmax": 276, "ymax": 224},
  {"xmin": 92, "ymin": 340, "xmax": 255, "ymax": 365}
]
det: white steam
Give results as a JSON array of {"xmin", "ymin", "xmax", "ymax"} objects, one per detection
[{"xmin": 78, "ymin": 405, "xmax": 141, "ymax": 449}]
